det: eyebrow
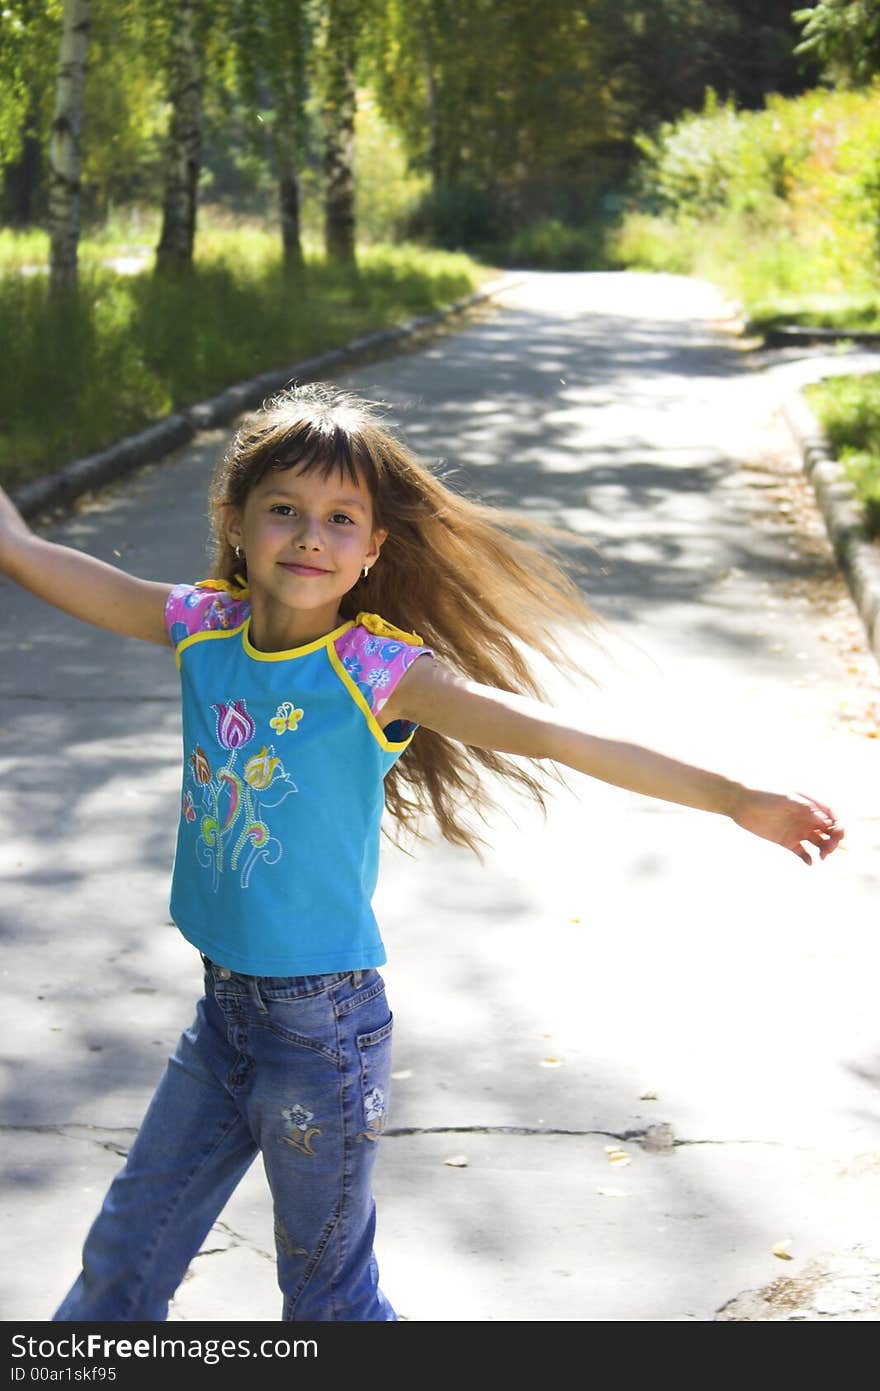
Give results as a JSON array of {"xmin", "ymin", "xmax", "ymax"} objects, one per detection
[{"xmin": 262, "ymin": 488, "xmax": 368, "ymax": 513}]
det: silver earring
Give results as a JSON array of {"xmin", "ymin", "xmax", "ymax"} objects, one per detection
[
  {"xmin": 234, "ymin": 546, "xmax": 242, "ymax": 560},
  {"xmin": 362, "ymin": 565, "xmax": 370, "ymax": 579}
]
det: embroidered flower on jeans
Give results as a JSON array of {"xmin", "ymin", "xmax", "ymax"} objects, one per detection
[
  {"xmin": 280, "ymin": 1103, "xmax": 321, "ymax": 1156},
  {"xmin": 364, "ymin": 1086, "xmax": 386, "ymax": 1130},
  {"xmin": 282, "ymin": 1103, "xmax": 315, "ymax": 1132}
]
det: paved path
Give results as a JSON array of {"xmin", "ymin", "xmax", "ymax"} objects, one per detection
[{"xmin": 2, "ymin": 271, "xmax": 878, "ymax": 1323}]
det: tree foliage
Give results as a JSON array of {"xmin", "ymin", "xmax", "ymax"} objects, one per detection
[
  {"xmin": 793, "ymin": 1, "xmax": 880, "ymax": 85},
  {"xmin": 0, "ymin": 0, "xmax": 826, "ymax": 250}
]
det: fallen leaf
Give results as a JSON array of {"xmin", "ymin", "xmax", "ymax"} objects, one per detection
[
  {"xmin": 444, "ymin": 1154, "xmax": 468, "ymax": 1168},
  {"xmin": 772, "ymin": 1239, "xmax": 794, "ymax": 1260},
  {"xmin": 605, "ymin": 1148, "xmax": 632, "ymax": 1166},
  {"xmin": 639, "ymin": 1090, "xmax": 658, "ymax": 1101},
  {"xmin": 540, "ymin": 1057, "xmax": 562, "ymax": 1067}
]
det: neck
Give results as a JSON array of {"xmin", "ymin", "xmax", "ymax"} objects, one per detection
[{"xmin": 247, "ymin": 596, "xmax": 344, "ymax": 652}]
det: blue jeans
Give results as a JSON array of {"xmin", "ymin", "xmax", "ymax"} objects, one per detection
[{"xmin": 53, "ymin": 960, "xmax": 397, "ymax": 1321}]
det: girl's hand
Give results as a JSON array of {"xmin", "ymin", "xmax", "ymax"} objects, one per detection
[
  {"xmin": 0, "ymin": 483, "xmax": 173, "ymax": 645},
  {"xmin": 729, "ymin": 788, "xmax": 844, "ymax": 865}
]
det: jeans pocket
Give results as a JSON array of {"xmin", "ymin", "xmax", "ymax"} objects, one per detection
[
  {"xmin": 357, "ymin": 1014, "xmax": 393, "ymax": 1141},
  {"xmin": 260, "ymin": 994, "xmax": 342, "ymax": 1066}
]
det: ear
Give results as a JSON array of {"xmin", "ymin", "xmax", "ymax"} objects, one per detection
[
  {"xmin": 365, "ymin": 526, "xmax": 387, "ymax": 568},
  {"xmin": 221, "ymin": 503, "xmax": 243, "ymax": 551}
]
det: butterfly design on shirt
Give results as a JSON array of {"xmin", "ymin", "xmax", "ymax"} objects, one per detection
[{"xmin": 270, "ymin": 701, "xmax": 305, "ymax": 735}]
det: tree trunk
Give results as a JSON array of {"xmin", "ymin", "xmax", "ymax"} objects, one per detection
[
  {"xmin": 48, "ymin": 0, "xmax": 90, "ymax": 298},
  {"xmin": 418, "ymin": 10, "xmax": 442, "ymax": 195},
  {"xmin": 322, "ymin": 0, "xmax": 358, "ymax": 267},
  {"xmin": 277, "ymin": 124, "xmax": 305, "ymax": 274},
  {"xmin": 155, "ymin": 0, "xmax": 205, "ymax": 274}
]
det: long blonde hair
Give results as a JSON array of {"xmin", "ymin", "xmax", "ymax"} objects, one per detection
[{"xmin": 208, "ymin": 381, "xmax": 602, "ymax": 853}]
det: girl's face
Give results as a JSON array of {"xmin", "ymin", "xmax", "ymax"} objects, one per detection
[{"xmin": 224, "ymin": 463, "xmax": 386, "ymax": 623}]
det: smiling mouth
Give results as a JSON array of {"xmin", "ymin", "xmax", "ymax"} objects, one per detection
[{"xmin": 279, "ymin": 562, "xmax": 331, "ymax": 577}]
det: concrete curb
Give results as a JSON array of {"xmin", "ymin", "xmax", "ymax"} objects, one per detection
[
  {"xmin": 779, "ymin": 381, "xmax": 880, "ymax": 668},
  {"xmin": 765, "ymin": 325, "xmax": 880, "ymax": 348},
  {"xmin": 11, "ymin": 274, "xmax": 523, "ymax": 523}
]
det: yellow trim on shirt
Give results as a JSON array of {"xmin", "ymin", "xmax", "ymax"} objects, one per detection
[
  {"xmin": 174, "ymin": 617, "xmax": 357, "ymax": 668},
  {"xmin": 325, "ymin": 642, "xmax": 420, "ymax": 754},
  {"xmin": 174, "ymin": 620, "xmax": 247, "ymax": 669},
  {"xmin": 241, "ymin": 617, "xmax": 354, "ymax": 662}
]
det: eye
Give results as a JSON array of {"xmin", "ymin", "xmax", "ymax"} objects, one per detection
[
  {"xmin": 330, "ymin": 512, "xmax": 355, "ymax": 525},
  {"xmin": 270, "ymin": 504, "xmax": 296, "ymax": 516}
]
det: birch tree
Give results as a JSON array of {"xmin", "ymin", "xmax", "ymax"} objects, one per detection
[
  {"xmin": 274, "ymin": 0, "xmax": 311, "ymax": 274},
  {"xmin": 47, "ymin": 0, "xmax": 89, "ymax": 297},
  {"xmin": 234, "ymin": 0, "xmax": 314, "ymax": 274},
  {"xmin": 321, "ymin": 0, "xmax": 359, "ymax": 266},
  {"xmin": 155, "ymin": 0, "xmax": 206, "ymax": 273}
]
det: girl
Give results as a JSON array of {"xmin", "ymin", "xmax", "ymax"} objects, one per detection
[{"xmin": 0, "ymin": 382, "xmax": 843, "ymax": 1323}]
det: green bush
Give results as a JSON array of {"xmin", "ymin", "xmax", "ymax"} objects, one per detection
[
  {"xmin": 805, "ymin": 373, "xmax": 880, "ymax": 538},
  {"xmin": 616, "ymin": 82, "xmax": 880, "ymax": 326},
  {"xmin": 504, "ymin": 218, "xmax": 612, "ymax": 270}
]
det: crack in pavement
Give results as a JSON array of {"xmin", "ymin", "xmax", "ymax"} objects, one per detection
[
  {"xmin": 2, "ymin": 1120, "xmax": 820, "ymax": 1152},
  {"xmin": 2, "ymin": 1123, "xmax": 136, "ymax": 1157},
  {"xmin": 189, "ymin": 1221, "xmax": 274, "ymax": 1265}
]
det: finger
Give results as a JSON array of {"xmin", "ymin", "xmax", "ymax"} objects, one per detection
[
  {"xmin": 796, "ymin": 792, "xmax": 837, "ymax": 823},
  {"xmin": 806, "ymin": 822, "xmax": 834, "ymax": 844},
  {"xmin": 819, "ymin": 825, "xmax": 846, "ymax": 858}
]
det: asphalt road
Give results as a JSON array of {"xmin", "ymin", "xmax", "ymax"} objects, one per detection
[{"xmin": 2, "ymin": 271, "xmax": 878, "ymax": 1324}]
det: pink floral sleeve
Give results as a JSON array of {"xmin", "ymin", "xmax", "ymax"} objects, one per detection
[
  {"xmin": 334, "ymin": 612, "xmax": 433, "ymax": 719},
  {"xmin": 165, "ymin": 581, "xmax": 251, "ymax": 650}
]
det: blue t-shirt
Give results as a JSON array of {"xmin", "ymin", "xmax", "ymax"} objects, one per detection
[{"xmin": 164, "ymin": 581, "xmax": 433, "ymax": 975}]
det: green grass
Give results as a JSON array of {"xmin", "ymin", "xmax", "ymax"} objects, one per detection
[
  {"xmin": 611, "ymin": 207, "xmax": 880, "ymax": 539},
  {"xmin": 0, "ymin": 218, "xmax": 490, "ymax": 491},
  {"xmin": 804, "ymin": 374, "xmax": 880, "ymax": 539},
  {"xmin": 610, "ymin": 211, "xmax": 880, "ymax": 329}
]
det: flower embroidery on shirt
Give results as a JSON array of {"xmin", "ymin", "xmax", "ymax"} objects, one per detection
[
  {"xmin": 214, "ymin": 699, "xmax": 255, "ymax": 750},
  {"xmin": 187, "ymin": 697, "xmax": 298, "ymax": 891}
]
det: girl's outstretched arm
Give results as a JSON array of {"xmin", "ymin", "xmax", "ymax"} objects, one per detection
[
  {"xmin": 385, "ymin": 658, "xmax": 844, "ymax": 865},
  {"xmin": 0, "ymin": 484, "xmax": 172, "ymax": 645}
]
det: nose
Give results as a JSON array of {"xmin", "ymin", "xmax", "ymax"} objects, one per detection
[{"xmin": 295, "ymin": 514, "xmax": 323, "ymax": 550}]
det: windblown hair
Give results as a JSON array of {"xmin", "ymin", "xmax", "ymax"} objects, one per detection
[{"xmin": 208, "ymin": 381, "xmax": 602, "ymax": 854}]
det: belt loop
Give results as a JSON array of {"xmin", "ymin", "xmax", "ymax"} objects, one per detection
[
  {"xmin": 247, "ymin": 974, "xmax": 268, "ymax": 1014},
  {"xmin": 351, "ymin": 970, "xmax": 363, "ymax": 988}
]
